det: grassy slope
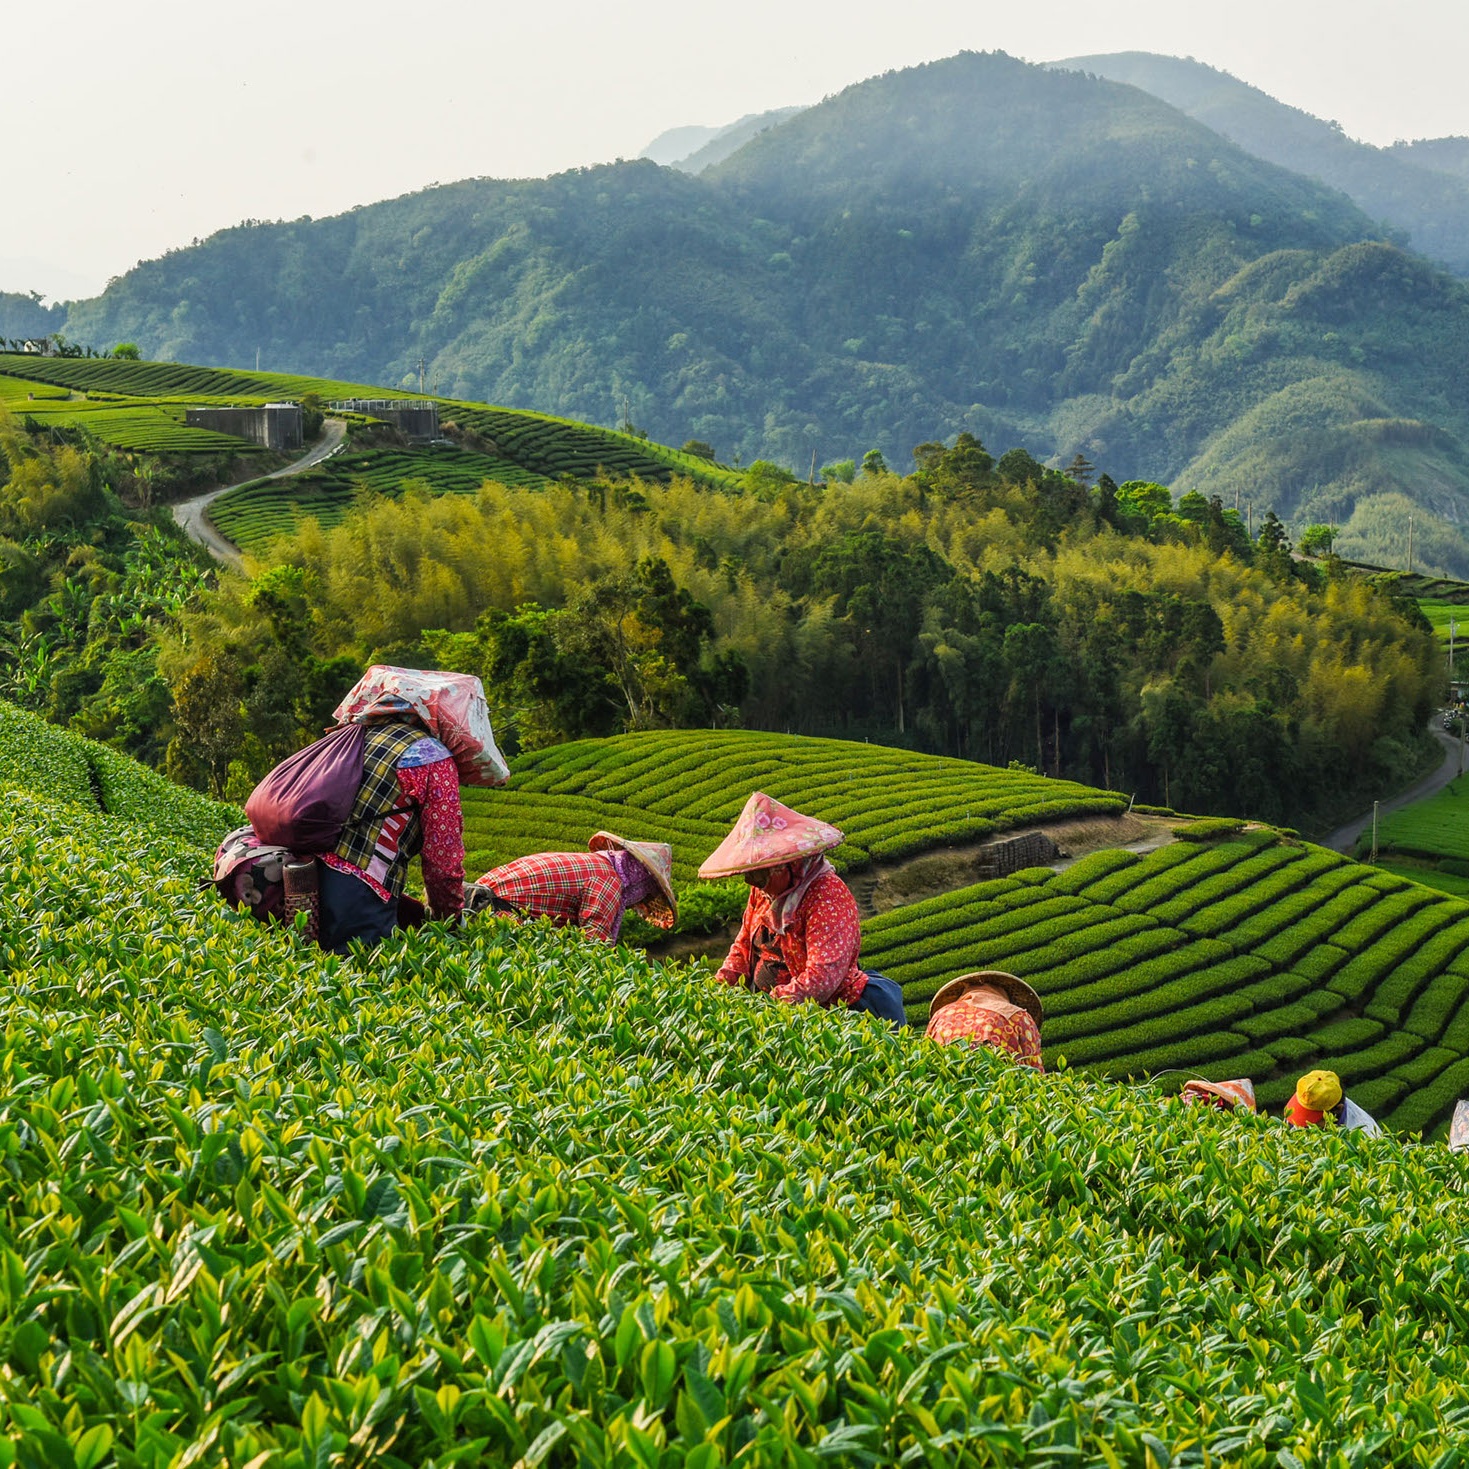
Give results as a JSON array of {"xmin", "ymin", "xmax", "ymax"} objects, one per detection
[{"xmin": 4, "ymin": 709, "xmax": 1469, "ymax": 1461}]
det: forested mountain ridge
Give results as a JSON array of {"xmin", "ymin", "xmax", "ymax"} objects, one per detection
[
  {"xmin": 33, "ymin": 51, "xmax": 1469, "ymax": 573},
  {"xmin": 1053, "ymin": 51, "xmax": 1469, "ymax": 276}
]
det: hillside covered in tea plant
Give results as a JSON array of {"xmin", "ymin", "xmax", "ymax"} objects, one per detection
[
  {"xmin": 30, "ymin": 51, "xmax": 1469, "ymax": 575},
  {"xmin": 3, "ymin": 702, "xmax": 1469, "ymax": 1464}
]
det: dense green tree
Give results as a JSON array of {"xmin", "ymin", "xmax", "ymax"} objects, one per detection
[{"xmin": 1299, "ymin": 523, "xmax": 1338, "ymax": 557}]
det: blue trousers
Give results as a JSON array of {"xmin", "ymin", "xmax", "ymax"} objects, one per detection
[{"xmin": 850, "ymin": 970, "xmax": 908, "ymax": 1027}]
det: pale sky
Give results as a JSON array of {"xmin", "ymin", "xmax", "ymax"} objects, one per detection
[{"xmin": 9, "ymin": 0, "xmax": 1468, "ymax": 301}]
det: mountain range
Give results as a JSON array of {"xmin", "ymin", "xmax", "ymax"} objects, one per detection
[{"xmin": 12, "ymin": 49, "xmax": 1469, "ymax": 575}]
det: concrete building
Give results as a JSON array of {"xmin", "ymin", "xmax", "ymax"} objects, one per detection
[
  {"xmin": 330, "ymin": 399, "xmax": 440, "ymax": 440},
  {"xmin": 185, "ymin": 403, "xmax": 303, "ymax": 451}
]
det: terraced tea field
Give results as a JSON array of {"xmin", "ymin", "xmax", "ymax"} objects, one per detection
[
  {"xmin": 4, "ymin": 700, "xmax": 1469, "ymax": 1461},
  {"xmin": 209, "ymin": 443, "xmax": 550, "ymax": 552},
  {"xmin": 459, "ymin": 728, "xmax": 1128, "ymax": 884},
  {"xmin": 16, "ymin": 396, "xmax": 262, "ymax": 453},
  {"xmin": 866, "ymin": 830, "xmax": 1469, "ymax": 1137},
  {"xmin": 1367, "ymin": 773, "xmax": 1469, "ymax": 898},
  {"xmin": 0, "ymin": 353, "xmax": 737, "ymax": 487}
]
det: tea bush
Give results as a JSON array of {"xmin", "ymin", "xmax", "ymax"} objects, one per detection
[{"xmin": 7, "ymin": 761, "xmax": 1469, "ymax": 1462}]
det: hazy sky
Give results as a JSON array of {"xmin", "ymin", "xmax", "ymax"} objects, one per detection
[{"xmin": 10, "ymin": 0, "xmax": 1469, "ymax": 301}]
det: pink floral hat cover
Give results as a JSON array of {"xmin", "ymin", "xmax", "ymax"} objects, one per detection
[{"xmin": 698, "ymin": 791, "xmax": 843, "ymax": 880}]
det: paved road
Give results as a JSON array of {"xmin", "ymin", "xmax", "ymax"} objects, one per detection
[
  {"xmin": 1321, "ymin": 724, "xmax": 1464, "ymax": 855},
  {"xmin": 171, "ymin": 417, "xmax": 347, "ymax": 567}
]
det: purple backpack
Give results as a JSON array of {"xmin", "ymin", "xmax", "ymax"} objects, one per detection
[{"xmin": 245, "ymin": 723, "xmax": 368, "ymax": 853}]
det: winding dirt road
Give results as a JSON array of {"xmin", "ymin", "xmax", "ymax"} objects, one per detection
[
  {"xmin": 1320, "ymin": 724, "xmax": 1464, "ymax": 855},
  {"xmin": 171, "ymin": 417, "xmax": 347, "ymax": 567}
]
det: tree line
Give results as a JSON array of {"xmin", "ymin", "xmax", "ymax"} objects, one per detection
[{"xmin": 146, "ymin": 436, "xmax": 1439, "ymax": 825}]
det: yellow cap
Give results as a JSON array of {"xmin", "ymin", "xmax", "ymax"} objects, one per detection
[{"xmin": 1295, "ymin": 1069, "xmax": 1342, "ymax": 1112}]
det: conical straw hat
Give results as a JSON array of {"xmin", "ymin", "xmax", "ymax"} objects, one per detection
[
  {"xmin": 697, "ymin": 792, "xmax": 843, "ymax": 880},
  {"xmin": 589, "ymin": 831, "xmax": 677, "ymax": 929},
  {"xmin": 928, "ymin": 970, "xmax": 1044, "ymax": 1028}
]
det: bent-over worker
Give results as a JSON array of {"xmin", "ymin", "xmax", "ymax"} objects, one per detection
[
  {"xmin": 217, "ymin": 665, "xmax": 509, "ymax": 952},
  {"xmin": 319, "ymin": 665, "xmax": 509, "ymax": 951},
  {"xmin": 471, "ymin": 832, "xmax": 677, "ymax": 943},
  {"xmin": 701, "ymin": 791, "xmax": 906, "ymax": 1025},
  {"xmin": 1179, "ymin": 1078, "xmax": 1257, "ymax": 1112},
  {"xmin": 1284, "ymin": 1069, "xmax": 1381, "ymax": 1137},
  {"xmin": 925, "ymin": 970, "xmax": 1045, "ymax": 1070}
]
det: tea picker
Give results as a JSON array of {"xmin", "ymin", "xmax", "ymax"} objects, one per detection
[
  {"xmin": 925, "ymin": 970, "xmax": 1046, "ymax": 1070},
  {"xmin": 701, "ymin": 791, "xmax": 907, "ymax": 1025},
  {"xmin": 211, "ymin": 665, "xmax": 509, "ymax": 951},
  {"xmin": 468, "ymin": 833, "xmax": 678, "ymax": 943}
]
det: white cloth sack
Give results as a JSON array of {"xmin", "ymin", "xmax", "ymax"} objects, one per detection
[{"xmin": 334, "ymin": 665, "xmax": 510, "ymax": 787}]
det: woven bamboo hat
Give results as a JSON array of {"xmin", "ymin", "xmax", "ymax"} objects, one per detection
[
  {"xmin": 589, "ymin": 831, "xmax": 677, "ymax": 929},
  {"xmin": 697, "ymin": 792, "xmax": 843, "ymax": 880},
  {"xmin": 928, "ymin": 970, "xmax": 1044, "ymax": 1028}
]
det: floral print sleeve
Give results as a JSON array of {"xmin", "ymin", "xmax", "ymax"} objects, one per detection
[
  {"xmin": 396, "ymin": 757, "xmax": 463, "ymax": 918},
  {"xmin": 772, "ymin": 878, "xmax": 862, "ymax": 1006}
]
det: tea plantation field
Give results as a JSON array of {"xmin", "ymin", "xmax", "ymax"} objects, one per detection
[
  {"xmin": 208, "ymin": 443, "xmax": 550, "ymax": 554},
  {"xmin": 1368, "ymin": 773, "xmax": 1469, "ymax": 899},
  {"xmin": 0, "ymin": 354, "xmax": 737, "ymax": 490},
  {"xmin": 459, "ymin": 729, "xmax": 1128, "ymax": 884},
  {"xmin": 4, "ymin": 702, "xmax": 1469, "ymax": 1464},
  {"xmin": 867, "ymin": 833, "xmax": 1469, "ymax": 1136}
]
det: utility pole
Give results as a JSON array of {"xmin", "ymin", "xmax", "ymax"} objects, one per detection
[
  {"xmin": 1460, "ymin": 716, "xmax": 1465, "ymax": 778},
  {"xmin": 1451, "ymin": 619, "xmax": 1457, "ymax": 679},
  {"xmin": 622, "ymin": 395, "xmax": 631, "ymax": 434},
  {"xmin": 1234, "ymin": 486, "xmax": 1240, "ymax": 514},
  {"xmin": 809, "ymin": 447, "xmax": 817, "ymax": 485},
  {"xmin": 1370, "ymin": 800, "xmax": 1379, "ymax": 864},
  {"xmin": 1408, "ymin": 514, "xmax": 1415, "ymax": 576},
  {"xmin": 1247, "ymin": 503, "xmax": 1253, "ymax": 538},
  {"xmin": 418, "ymin": 357, "xmax": 426, "ymax": 395}
]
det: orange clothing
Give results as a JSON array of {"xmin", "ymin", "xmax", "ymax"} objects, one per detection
[{"xmin": 926, "ymin": 989, "xmax": 1044, "ymax": 1070}]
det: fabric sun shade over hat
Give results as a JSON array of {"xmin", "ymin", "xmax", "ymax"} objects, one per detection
[
  {"xmin": 589, "ymin": 831, "xmax": 678, "ymax": 929},
  {"xmin": 334, "ymin": 665, "xmax": 510, "ymax": 787},
  {"xmin": 698, "ymin": 792, "xmax": 844, "ymax": 880},
  {"xmin": 928, "ymin": 970, "xmax": 1044, "ymax": 1029},
  {"xmin": 1180, "ymin": 1077, "xmax": 1257, "ymax": 1112}
]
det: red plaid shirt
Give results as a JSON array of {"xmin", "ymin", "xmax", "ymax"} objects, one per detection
[
  {"xmin": 478, "ymin": 851, "xmax": 626, "ymax": 943},
  {"xmin": 716, "ymin": 869, "xmax": 866, "ymax": 1006}
]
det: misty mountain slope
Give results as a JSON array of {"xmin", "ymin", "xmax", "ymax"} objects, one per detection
[
  {"xmin": 1388, "ymin": 136, "xmax": 1469, "ymax": 183},
  {"xmin": 640, "ymin": 123, "xmax": 726, "ymax": 166},
  {"xmin": 49, "ymin": 49, "xmax": 1469, "ymax": 575},
  {"xmin": 653, "ymin": 107, "xmax": 809, "ymax": 173},
  {"xmin": 1053, "ymin": 51, "xmax": 1469, "ymax": 274}
]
